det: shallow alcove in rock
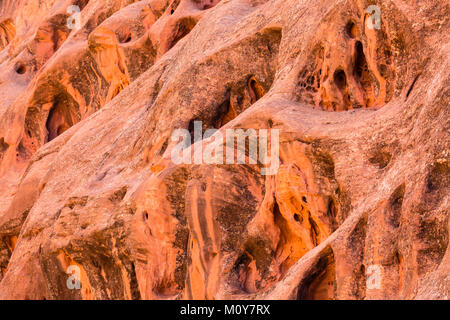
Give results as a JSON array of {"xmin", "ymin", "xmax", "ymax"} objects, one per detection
[
  {"xmin": 297, "ymin": 249, "xmax": 336, "ymax": 300},
  {"xmin": 45, "ymin": 100, "xmax": 77, "ymax": 142}
]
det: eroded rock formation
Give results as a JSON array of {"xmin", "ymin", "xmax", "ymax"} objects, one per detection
[{"xmin": 0, "ymin": 0, "xmax": 448, "ymax": 300}]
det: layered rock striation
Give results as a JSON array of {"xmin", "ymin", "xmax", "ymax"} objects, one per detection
[{"xmin": 0, "ymin": 0, "xmax": 448, "ymax": 300}]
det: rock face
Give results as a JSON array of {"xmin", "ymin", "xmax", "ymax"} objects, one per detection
[{"xmin": 0, "ymin": 0, "xmax": 448, "ymax": 300}]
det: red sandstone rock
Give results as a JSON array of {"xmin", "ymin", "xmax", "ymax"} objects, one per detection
[{"xmin": 0, "ymin": 0, "xmax": 448, "ymax": 300}]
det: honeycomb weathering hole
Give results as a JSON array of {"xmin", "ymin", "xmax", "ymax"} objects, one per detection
[
  {"xmin": 345, "ymin": 21, "xmax": 357, "ymax": 39},
  {"xmin": 188, "ymin": 74, "xmax": 271, "ymax": 131},
  {"xmin": 353, "ymin": 41, "xmax": 366, "ymax": 79},
  {"xmin": 297, "ymin": 17, "xmax": 400, "ymax": 112},
  {"xmin": 248, "ymin": 76, "xmax": 265, "ymax": 103},
  {"xmin": 169, "ymin": 0, "xmax": 181, "ymax": 15},
  {"xmin": 333, "ymin": 69, "xmax": 347, "ymax": 90},
  {"xmin": 332, "ymin": 68, "xmax": 351, "ymax": 110},
  {"xmin": 353, "ymin": 41, "xmax": 374, "ymax": 108},
  {"xmin": 14, "ymin": 63, "xmax": 27, "ymax": 74}
]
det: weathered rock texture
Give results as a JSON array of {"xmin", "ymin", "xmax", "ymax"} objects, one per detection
[{"xmin": 0, "ymin": 0, "xmax": 448, "ymax": 300}]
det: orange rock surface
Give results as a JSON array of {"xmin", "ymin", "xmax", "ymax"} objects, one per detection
[{"xmin": 0, "ymin": 0, "xmax": 448, "ymax": 300}]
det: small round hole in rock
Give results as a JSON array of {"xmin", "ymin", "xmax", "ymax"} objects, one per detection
[
  {"xmin": 14, "ymin": 63, "xmax": 26, "ymax": 74},
  {"xmin": 294, "ymin": 214, "xmax": 301, "ymax": 222},
  {"xmin": 345, "ymin": 21, "xmax": 357, "ymax": 38}
]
